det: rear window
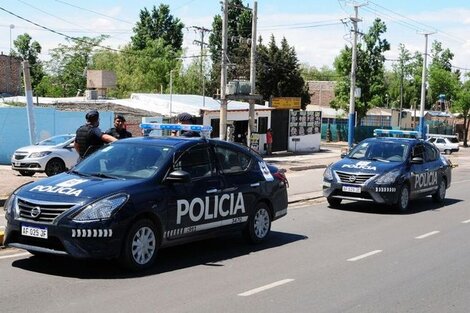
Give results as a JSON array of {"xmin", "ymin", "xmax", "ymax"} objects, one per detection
[{"xmin": 449, "ymin": 137, "xmax": 459, "ymax": 143}]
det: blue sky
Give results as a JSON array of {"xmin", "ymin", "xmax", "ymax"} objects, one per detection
[{"xmin": 1, "ymin": 0, "xmax": 469, "ymax": 74}]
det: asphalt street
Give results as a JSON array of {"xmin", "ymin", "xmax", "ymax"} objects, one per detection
[{"xmin": 0, "ymin": 148, "xmax": 469, "ymax": 312}]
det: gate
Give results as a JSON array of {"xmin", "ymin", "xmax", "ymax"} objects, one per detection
[{"xmin": 270, "ymin": 109, "xmax": 289, "ymax": 151}]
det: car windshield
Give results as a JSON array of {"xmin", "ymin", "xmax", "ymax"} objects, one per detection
[
  {"xmin": 37, "ymin": 134, "xmax": 74, "ymax": 146},
  {"xmin": 348, "ymin": 140, "xmax": 409, "ymax": 162},
  {"xmin": 73, "ymin": 143, "xmax": 173, "ymax": 179}
]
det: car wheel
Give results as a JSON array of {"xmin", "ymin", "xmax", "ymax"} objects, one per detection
[
  {"xmin": 432, "ymin": 178, "xmax": 446, "ymax": 203},
  {"xmin": 45, "ymin": 158, "xmax": 66, "ymax": 176},
  {"xmin": 327, "ymin": 197, "xmax": 342, "ymax": 208},
  {"xmin": 119, "ymin": 219, "xmax": 159, "ymax": 271},
  {"xmin": 395, "ymin": 185, "xmax": 410, "ymax": 213},
  {"xmin": 245, "ymin": 202, "xmax": 271, "ymax": 244},
  {"xmin": 19, "ymin": 170, "xmax": 35, "ymax": 177},
  {"xmin": 444, "ymin": 149, "xmax": 451, "ymax": 155}
]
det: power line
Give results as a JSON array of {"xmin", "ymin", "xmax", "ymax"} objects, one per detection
[{"xmin": 53, "ymin": 0, "xmax": 134, "ymax": 25}]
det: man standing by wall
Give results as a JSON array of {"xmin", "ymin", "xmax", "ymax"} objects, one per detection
[
  {"xmin": 74, "ymin": 110, "xmax": 117, "ymax": 161},
  {"xmin": 266, "ymin": 128, "xmax": 273, "ymax": 155},
  {"xmin": 105, "ymin": 114, "xmax": 132, "ymax": 139}
]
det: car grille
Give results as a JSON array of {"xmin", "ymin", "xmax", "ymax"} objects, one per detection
[
  {"xmin": 18, "ymin": 198, "xmax": 76, "ymax": 224},
  {"xmin": 335, "ymin": 171, "xmax": 376, "ymax": 185},
  {"xmin": 14, "ymin": 154, "xmax": 27, "ymax": 160}
]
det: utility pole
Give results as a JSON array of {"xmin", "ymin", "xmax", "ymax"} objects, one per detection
[
  {"xmin": 22, "ymin": 61, "xmax": 36, "ymax": 144},
  {"xmin": 248, "ymin": 1, "xmax": 258, "ymax": 144},
  {"xmin": 399, "ymin": 59, "xmax": 404, "ymax": 129},
  {"xmin": 219, "ymin": 0, "xmax": 228, "ymax": 140},
  {"xmin": 192, "ymin": 26, "xmax": 211, "ymax": 107},
  {"xmin": 419, "ymin": 31, "xmax": 435, "ymax": 139},
  {"xmin": 347, "ymin": 3, "xmax": 365, "ymax": 149}
]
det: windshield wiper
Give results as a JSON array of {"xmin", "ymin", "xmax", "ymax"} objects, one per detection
[
  {"xmin": 370, "ymin": 157, "xmax": 389, "ymax": 163},
  {"xmin": 69, "ymin": 170, "xmax": 92, "ymax": 177},
  {"xmin": 89, "ymin": 172, "xmax": 122, "ymax": 179}
]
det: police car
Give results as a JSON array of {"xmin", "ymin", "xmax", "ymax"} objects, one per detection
[
  {"xmin": 323, "ymin": 129, "xmax": 453, "ymax": 213},
  {"xmin": 3, "ymin": 124, "xmax": 288, "ymax": 271}
]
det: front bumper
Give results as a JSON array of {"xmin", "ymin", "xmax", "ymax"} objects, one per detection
[
  {"xmin": 4, "ymin": 217, "xmax": 126, "ymax": 259},
  {"xmin": 322, "ymin": 180, "xmax": 400, "ymax": 205},
  {"xmin": 11, "ymin": 158, "xmax": 48, "ymax": 172}
]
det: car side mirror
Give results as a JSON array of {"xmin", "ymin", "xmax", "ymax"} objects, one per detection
[
  {"xmin": 165, "ymin": 170, "xmax": 191, "ymax": 184},
  {"xmin": 411, "ymin": 157, "xmax": 424, "ymax": 164},
  {"xmin": 340, "ymin": 152, "xmax": 348, "ymax": 159}
]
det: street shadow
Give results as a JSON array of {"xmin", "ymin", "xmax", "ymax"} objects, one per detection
[
  {"xmin": 329, "ymin": 197, "xmax": 462, "ymax": 215},
  {"xmin": 10, "ymin": 231, "xmax": 307, "ymax": 279}
]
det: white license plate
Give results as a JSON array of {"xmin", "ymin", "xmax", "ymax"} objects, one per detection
[
  {"xmin": 14, "ymin": 162, "xmax": 21, "ymax": 167},
  {"xmin": 342, "ymin": 185, "xmax": 361, "ymax": 193},
  {"xmin": 21, "ymin": 225, "xmax": 48, "ymax": 239}
]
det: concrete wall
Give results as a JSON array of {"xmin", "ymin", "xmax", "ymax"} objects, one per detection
[
  {"xmin": 0, "ymin": 107, "xmax": 113, "ymax": 165},
  {"xmin": 288, "ymin": 134, "xmax": 321, "ymax": 152}
]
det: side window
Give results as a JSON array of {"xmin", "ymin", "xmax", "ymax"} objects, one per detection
[
  {"xmin": 412, "ymin": 144, "xmax": 424, "ymax": 159},
  {"xmin": 428, "ymin": 138, "xmax": 436, "ymax": 143},
  {"xmin": 436, "ymin": 138, "xmax": 445, "ymax": 144},
  {"xmin": 424, "ymin": 143, "xmax": 438, "ymax": 162},
  {"xmin": 215, "ymin": 146, "xmax": 252, "ymax": 174},
  {"xmin": 174, "ymin": 146, "xmax": 215, "ymax": 179}
]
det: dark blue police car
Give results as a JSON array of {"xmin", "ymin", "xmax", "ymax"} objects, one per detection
[
  {"xmin": 4, "ymin": 124, "xmax": 288, "ymax": 271},
  {"xmin": 323, "ymin": 130, "xmax": 453, "ymax": 213}
]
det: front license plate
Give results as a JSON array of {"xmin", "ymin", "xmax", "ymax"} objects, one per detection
[
  {"xmin": 14, "ymin": 162, "xmax": 21, "ymax": 167},
  {"xmin": 21, "ymin": 225, "xmax": 48, "ymax": 239},
  {"xmin": 342, "ymin": 185, "xmax": 361, "ymax": 193}
]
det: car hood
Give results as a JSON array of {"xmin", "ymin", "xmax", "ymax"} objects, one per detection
[
  {"xmin": 15, "ymin": 145, "xmax": 59, "ymax": 153},
  {"xmin": 16, "ymin": 172, "xmax": 142, "ymax": 203},
  {"xmin": 331, "ymin": 158, "xmax": 403, "ymax": 174}
]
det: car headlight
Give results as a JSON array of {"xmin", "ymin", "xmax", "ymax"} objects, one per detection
[
  {"xmin": 4, "ymin": 193, "xmax": 17, "ymax": 216},
  {"xmin": 323, "ymin": 165, "xmax": 334, "ymax": 181},
  {"xmin": 29, "ymin": 151, "xmax": 52, "ymax": 158},
  {"xmin": 72, "ymin": 193, "xmax": 129, "ymax": 222},
  {"xmin": 375, "ymin": 169, "xmax": 401, "ymax": 185}
]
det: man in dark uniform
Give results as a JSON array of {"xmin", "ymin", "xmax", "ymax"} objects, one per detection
[
  {"xmin": 74, "ymin": 110, "xmax": 117, "ymax": 161},
  {"xmin": 176, "ymin": 112, "xmax": 200, "ymax": 138},
  {"xmin": 105, "ymin": 114, "xmax": 132, "ymax": 139}
]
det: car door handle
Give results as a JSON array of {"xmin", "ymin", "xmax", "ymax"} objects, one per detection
[
  {"xmin": 250, "ymin": 182, "xmax": 260, "ymax": 187},
  {"xmin": 206, "ymin": 188, "xmax": 220, "ymax": 194}
]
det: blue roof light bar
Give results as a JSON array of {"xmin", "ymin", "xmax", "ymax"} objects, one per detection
[
  {"xmin": 373, "ymin": 129, "xmax": 420, "ymax": 139},
  {"xmin": 140, "ymin": 123, "xmax": 213, "ymax": 137}
]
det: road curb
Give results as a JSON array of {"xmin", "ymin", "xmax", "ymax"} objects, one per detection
[
  {"xmin": 288, "ymin": 195, "xmax": 324, "ymax": 204},
  {"xmin": 289, "ymin": 164, "xmax": 327, "ymax": 171},
  {"xmin": 0, "ymin": 198, "xmax": 6, "ymax": 207}
]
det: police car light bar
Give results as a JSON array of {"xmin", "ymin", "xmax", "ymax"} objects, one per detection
[
  {"xmin": 140, "ymin": 123, "xmax": 213, "ymax": 137},
  {"xmin": 373, "ymin": 129, "xmax": 420, "ymax": 138}
]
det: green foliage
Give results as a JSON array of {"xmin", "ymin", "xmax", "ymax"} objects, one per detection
[
  {"xmin": 12, "ymin": 33, "xmax": 45, "ymax": 92},
  {"xmin": 332, "ymin": 18, "xmax": 390, "ymax": 119},
  {"xmin": 453, "ymin": 80, "xmax": 470, "ymax": 146},
  {"xmin": 131, "ymin": 4, "xmax": 184, "ymax": 52},
  {"xmin": 256, "ymin": 35, "xmax": 310, "ymax": 109},
  {"xmin": 300, "ymin": 64, "xmax": 337, "ymax": 81}
]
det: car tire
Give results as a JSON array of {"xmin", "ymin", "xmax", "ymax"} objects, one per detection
[
  {"xmin": 444, "ymin": 149, "xmax": 451, "ymax": 155},
  {"xmin": 19, "ymin": 170, "xmax": 35, "ymax": 177},
  {"xmin": 119, "ymin": 219, "xmax": 159, "ymax": 271},
  {"xmin": 327, "ymin": 197, "xmax": 342, "ymax": 208},
  {"xmin": 244, "ymin": 202, "xmax": 271, "ymax": 244},
  {"xmin": 45, "ymin": 158, "xmax": 66, "ymax": 176},
  {"xmin": 432, "ymin": 178, "xmax": 446, "ymax": 203},
  {"xmin": 395, "ymin": 184, "xmax": 410, "ymax": 213}
]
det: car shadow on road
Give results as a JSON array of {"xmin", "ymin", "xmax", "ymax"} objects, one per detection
[
  {"xmin": 10, "ymin": 231, "xmax": 307, "ymax": 279},
  {"xmin": 329, "ymin": 197, "xmax": 462, "ymax": 215}
]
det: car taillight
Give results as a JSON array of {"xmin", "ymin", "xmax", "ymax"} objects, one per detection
[{"xmin": 273, "ymin": 171, "xmax": 289, "ymax": 187}]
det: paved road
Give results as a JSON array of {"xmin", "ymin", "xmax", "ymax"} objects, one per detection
[{"xmin": 0, "ymin": 161, "xmax": 469, "ymax": 312}]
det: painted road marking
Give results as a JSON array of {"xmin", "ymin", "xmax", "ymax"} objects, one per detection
[
  {"xmin": 238, "ymin": 279, "xmax": 295, "ymax": 296},
  {"xmin": 0, "ymin": 252, "xmax": 30, "ymax": 260},
  {"xmin": 415, "ymin": 231, "xmax": 440, "ymax": 239},
  {"xmin": 461, "ymin": 219, "xmax": 470, "ymax": 224},
  {"xmin": 347, "ymin": 250, "xmax": 382, "ymax": 262}
]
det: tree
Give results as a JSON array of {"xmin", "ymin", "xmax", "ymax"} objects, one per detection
[
  {"xmin": 453, "ymin": 80, "xmax": 470, "ymax": 146},
  {"xmin": 208, "ymin": 0, "xmax": 252, "ymax": 95},
  {"xmin": 131, "ymin": 4, "xmax": 184, "ymax": 52},
  {"xmin": 45, "ymin": 35, "xmax": 108, "ymax": 97},
  {"xmin": 300, "ymin": 64, "xmax": 337, "ymax": 81},
  {"xmin": 12, "ymin": 33, "xmax": 45, "ymax": 92},
  {"xmin": 256, "ymin": 35, "xmax": 310, "ymax": 109},
  {"xmin": 331, "ymin": 18, "xmax": 390, "ymax": 119}
]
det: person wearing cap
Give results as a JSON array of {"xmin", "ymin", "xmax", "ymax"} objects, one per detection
[
  {"xmin": 175, "ymin": 112, "xmax": 200, "ymax": 138},
  {"xmin": 105, "ymin": 114, "xmax": 132, "ymax": 139},
  {"xmin": 74, "ymin": 110, "xmax": 117, "ymax": 161}
]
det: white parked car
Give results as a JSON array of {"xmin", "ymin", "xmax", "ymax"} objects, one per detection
[
  {"xmin": 426, "ymin": 135, "xmax": 460, "ymax": 154},
  {"xmin": 11, "ymin": 134, "xmax": 78, "ymax": 177}
]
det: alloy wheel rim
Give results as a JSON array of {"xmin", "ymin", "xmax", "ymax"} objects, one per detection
[
  {"xmin": 401, "ymin": 188, "xmax": 409, "ymax": 209},
  {"xmin": 254, "ymin": 208, "xmax": 270, "ymax": 238},
  {"xmin": 439, "ymin": 181, "xmax": 446, "ymax": 199},
  {"xmin": 131, "ymin": 226, "xmax": 156, "ymax": 265}
]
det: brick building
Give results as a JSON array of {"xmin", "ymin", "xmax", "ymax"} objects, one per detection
[
  {"xmin": 307, "ymin": 80, "xmax": 336, "ymax": 107},
  {"xmin": 0, "ymin": 53, "xmax": 22, "ymax": 96}
]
